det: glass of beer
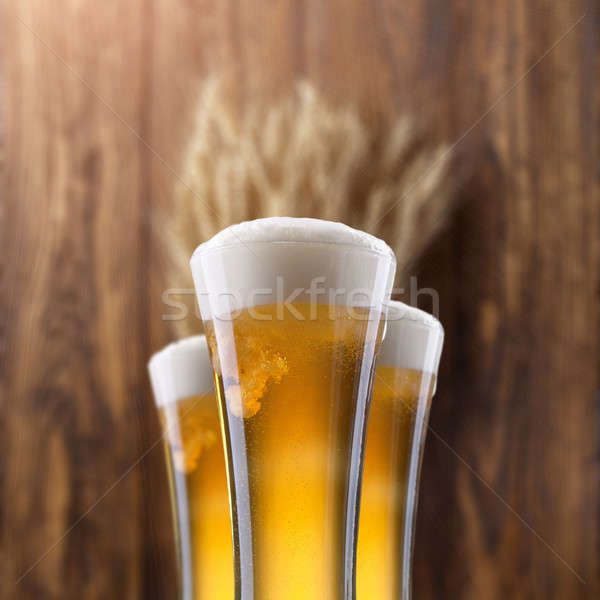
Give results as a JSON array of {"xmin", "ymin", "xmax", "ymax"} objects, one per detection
[
  {"xmin": 190, "ymin": 217, "xmax": 396, "ymax": 599},
  {"xmin": 357, "ymin": 301, "xmax": 444, "ymax": 600},
  {"xmin": 148, "ymin": 336, "xmax": 233, "ymax": 600}
]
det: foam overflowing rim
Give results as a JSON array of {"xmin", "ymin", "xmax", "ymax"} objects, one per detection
[{"xmin": 190, "ymin": 217, "xmax": 395, "ymax": 262}]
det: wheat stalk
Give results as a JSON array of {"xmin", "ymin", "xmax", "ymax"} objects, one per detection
[{"xmin": 163, "ymin": 77, "xmax": 458, "ymax": 336}]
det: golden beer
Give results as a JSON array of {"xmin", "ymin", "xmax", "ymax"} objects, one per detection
[
  {"xmin": 161, "ymin": 395, "xmax": 233, "ymax": 599},
  {"xmin": 205, "ymin": 302, "xmax": 382, "ymax": 598},
  {"xmin": 357, "ymin": 302, "xmax": 444, "ymax": 600},
  {"xmin": 149, "ymin": 337, "xmax": 233, "ymax": 600}
]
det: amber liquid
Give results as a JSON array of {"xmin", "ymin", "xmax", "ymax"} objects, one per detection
[
  {"xmin": 357, "ymin": 366, "xmax": 434, "ymax": 600},
  {"xmin": 161, "ymin": 394, "xmax": 234, "ymax": 600},
  {"xmin": 206, "ymin": 302, "xmax": 383, "ymax": 599}
]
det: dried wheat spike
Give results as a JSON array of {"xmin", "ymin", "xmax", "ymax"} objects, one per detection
[{"xmin": 164, "ymin": 77, "xmax": 458, "ymax": 335}]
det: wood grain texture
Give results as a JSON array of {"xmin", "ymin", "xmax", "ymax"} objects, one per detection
[
  {"xmin": 1, "ymin": 0, "xmax": 598, "ymax": 598},
  {"xmin": 1, "ymin": 1, "xmax": 174, "ymax": 597}
]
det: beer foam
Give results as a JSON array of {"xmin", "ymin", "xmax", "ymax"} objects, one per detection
[
  {"xmin": 379, "ymin": 301, "xmax": 444, "ymax": 377},
  {"xmin": 192, "ymin": 217, "xmax": 395, "ymax": 259},
  {"xmin": 190, "ymin": 218, "xmax": 397, "ymax": 317},
  {"xmin": 148, "ymin": 336, "xmax": 214, "ymax": 407}
]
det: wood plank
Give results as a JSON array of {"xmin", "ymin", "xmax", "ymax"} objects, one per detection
[
  {"xmin": 1, "ymin": 1, "xmax": 154, "ymax": 597},
  {"xmin": 415, "ymin": 2, "xmax": 599, "ymax": 597}
]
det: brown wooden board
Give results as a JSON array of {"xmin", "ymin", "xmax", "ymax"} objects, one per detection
[{"xmin": 1, "ymin": 1, "xmax": 598, "ymax": 598}]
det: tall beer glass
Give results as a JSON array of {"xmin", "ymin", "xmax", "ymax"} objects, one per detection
[
  {"xmin": 357, "ymin": 301, "xmax": 444, "ymax": 599},
  {"xmin": 190, "ymin": 217, "xmax": 396, "ymax": 599},
  {"xmin": 148, "ymin": 336, "xmax": 233, "ymax": 599}
]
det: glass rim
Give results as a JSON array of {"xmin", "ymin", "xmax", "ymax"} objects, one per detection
[{"xmin": 190, "ymin": 238, "xmax": 397, "ymax": 265}]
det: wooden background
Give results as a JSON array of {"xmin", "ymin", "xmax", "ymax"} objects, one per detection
[{"xmin": 1, "ymin": 1, "xmax": 598, "ymax": 598}]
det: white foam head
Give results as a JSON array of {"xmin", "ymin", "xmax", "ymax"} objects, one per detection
[
  {"xmin": 148, "ymin": 336, "xmax": 214, "ymax": 407},
  {"xmin": 193, "ymin": 217, "xmax": 395, "ymax": 256},
  {"xmin": 190, "ymin": 218, "xmax": 397, "ymax": 319},
  {"xmin": 379, "ymin": 301, "xmax": 444, "ymax": 378}
]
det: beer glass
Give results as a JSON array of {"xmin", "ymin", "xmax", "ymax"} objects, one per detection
[
  {"xmin": 148, "ymin": 336, "xmax": 233, "ymax": 599},
  {"xmin": 190, "ymin": 217, "xmax": 396, "ymax": 599},
  {"xmin": 357, "ymin": 301, "xmax": 444, "ymax": 599}
]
